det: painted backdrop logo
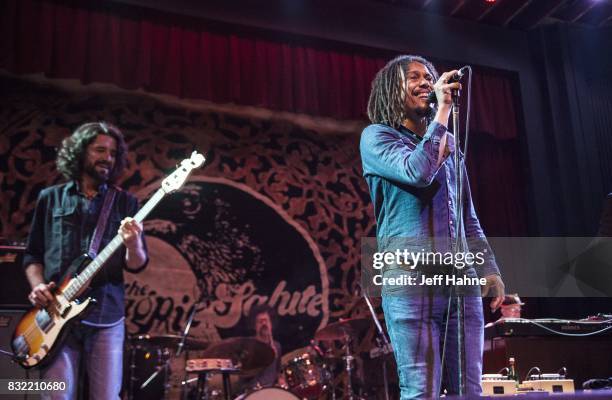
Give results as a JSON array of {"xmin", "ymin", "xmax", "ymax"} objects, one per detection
[{"xmin": 125, "ymin": 176, "xmax": 329, "ymax": 352}]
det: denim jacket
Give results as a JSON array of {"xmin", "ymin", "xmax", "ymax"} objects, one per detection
[
  {"xmin": 23, "ymin": 181, "xmax": 146, "ymax": 324},
  {"xmin": 360, "ymin": 121, "xmax": 500, "ymax": 278}
]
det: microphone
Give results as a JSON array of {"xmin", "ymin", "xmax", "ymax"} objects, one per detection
[
  {"xmin": 447, "ymin": 66, "xmax": 469, "ymax": 83},
  {"xmin": 427, "ymin": 66, "xmax": 469, "ymax": 104}
]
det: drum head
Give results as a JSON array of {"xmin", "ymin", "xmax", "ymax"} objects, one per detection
[{"xmin": 238, "ymin": 387, "xmax": 300, "ymax": 400}]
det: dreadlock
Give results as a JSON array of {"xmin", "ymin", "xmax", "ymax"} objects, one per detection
[{"xmin": 367, "ymin": 55, "xmax": 439, "ymax": 129}]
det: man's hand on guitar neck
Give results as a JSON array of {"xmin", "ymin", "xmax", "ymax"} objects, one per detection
[
  {"xmin": 118, "ymin": 217, "xmax": 143, "ymax": 248},
  {"xmin": 119, "ymin": 217, "xmax": 147, "ymax": 270}
]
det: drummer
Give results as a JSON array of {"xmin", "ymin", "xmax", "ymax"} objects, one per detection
[{"xmin": 239, "ymin": 305, "xmax": 284, "ymax": 391}]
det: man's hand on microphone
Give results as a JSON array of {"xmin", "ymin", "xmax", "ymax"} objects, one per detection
[
  {"xmin": 432, "ymin": 70, "xmax": 462, "ymax": 128},
  {"xmin": 434, "ymin": 70, "xmax": 462, "ymax": 107}
]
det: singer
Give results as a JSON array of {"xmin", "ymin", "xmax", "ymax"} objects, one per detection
[{"xmin": 360, "ymin": 55, "xmax": 505, "ymax": 399}]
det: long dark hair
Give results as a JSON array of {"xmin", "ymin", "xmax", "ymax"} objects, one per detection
[
  {"xmin": 249, "ymin": 303, "xmax": 277, "ymax": 331},
  {"xmin": 367, "ymin": 55, "xmax": 439, "ymax": 129},
  {"xmin": 56, "ymin": 121, "xmax": 128, "ymax": 183}
]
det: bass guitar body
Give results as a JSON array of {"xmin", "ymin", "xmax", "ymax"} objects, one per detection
[{"xmin": 12, "ymin": 255, "xmax": 95, "ymax": 369}]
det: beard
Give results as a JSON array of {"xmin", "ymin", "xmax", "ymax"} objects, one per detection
[
  {"xmin": 406, "ymin": 95, "xmax": 434, "ymax": 121},
  {"xmin": 414, "ymin": 102, "xmax": 434, "ymax": 119},
  {"xmin": 84, "ymin": 161, "xmax": 112, "ymax": 183}
]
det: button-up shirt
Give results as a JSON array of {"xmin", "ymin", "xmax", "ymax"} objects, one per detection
[
  {"xmin": 23, "ymin": 181, "xmax": 147, "ymax": 325},
  {"xmin": 360, "ymin": 121, "xmax": 499, "ymax": 277}
]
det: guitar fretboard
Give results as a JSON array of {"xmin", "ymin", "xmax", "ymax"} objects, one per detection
[{"xmin": 62, "ymin": 188, "xmax": 166, "ymax": 301}]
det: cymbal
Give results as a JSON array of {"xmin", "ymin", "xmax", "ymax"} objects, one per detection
[
  {"xmin": 314, "ymin": 318, "xmax": 371, "ymax": 341},
  {"xmin": 200, "ymin": 337, "xmax": 275, "ymax": 376},
  {"xmin": 129, "ymin": 334, "xmax": 209, "ymax": 350}
]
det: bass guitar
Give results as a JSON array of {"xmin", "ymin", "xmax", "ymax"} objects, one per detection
[{"xmin": 12, "ymin": 151, "xmax": 205, "ymax": 369}]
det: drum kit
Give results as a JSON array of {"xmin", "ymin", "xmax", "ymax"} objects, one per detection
[
  {"xmin": 124, "ymin": 317, "xmax": 383, "ymax": 400},
  {"xmin": 125, "ymin": 334, "xmax": 210, "ymax": 400}
]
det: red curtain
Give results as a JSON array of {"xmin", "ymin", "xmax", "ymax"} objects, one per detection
[
  {"xmin": 0, "ymin": 0, "xmax": 528, "ymax": 236},
  {"xmin": 1, "ymin": 0, "xmax": 519, "ymax": 125},
  {"xmin": 0, "ymin": 0, "xmax": 386, "ymax": 119}
]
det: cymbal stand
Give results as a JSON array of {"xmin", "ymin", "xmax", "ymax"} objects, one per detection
[
  {"xmin": 140, "ymin": 296, "xmax": 205, "ymax": 398},
  {"xmin": 177, "ymin": 298, "xmax": 204, "ymax": 357},
  {"xmin": 323, "ymin": 347, "xmax": 337, "ymax": 400},
  {"xmin": 342, "ymin": 333, "xmax": 355, "ymax": 400},
  {"xmin": 163, "ymin": 349, "xmax": 171, "ymax": 399},
  {"xmin": 363, "ymin": 294, "xmax": 391, "ymax": 400},
  {"xmin": 128, "ymin": 345, "xmax": 136, "ymax": 400},
  {"xmin": 194, "ymin": 370, "xmax": 232, "ymax": 400},
  {"xmin": 139, "ymin": 346, "xmax": 169, "ymax": 392},
  {"xmin": 181, "ymin": 375, "xmax": 199, "ymax": 400},
  {"xmin": 195, "ymin": 372, "xmax": 209, "ymax": 400},
  {"xmin": 178, "ymin": 299, "xmax": 204, "ymax": 399}
]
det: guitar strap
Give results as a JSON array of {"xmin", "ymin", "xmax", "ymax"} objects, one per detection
[{"xmin": 88, "ymin": 186, "xmax": 117, "ymax": 258}]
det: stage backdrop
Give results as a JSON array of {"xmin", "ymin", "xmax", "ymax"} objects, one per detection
[
  {"xmin": 0, "ymin": 0, "xmax": 529, "ymax": 239},
  {"xmin": 0, "ymin": 75, "xmax": 375, "ymax": 354}
]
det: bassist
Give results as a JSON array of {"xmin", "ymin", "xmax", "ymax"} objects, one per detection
[{"xmin": 23, "ymin": 122, "xmax": 148, "ymax": 399}]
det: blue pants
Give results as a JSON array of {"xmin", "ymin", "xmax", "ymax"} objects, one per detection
[
  {"xmin": 382, "ymin": 270, "xmax": 484, "ymax": 399},
  {"xmin": 41, "ymin": 321, "xmax": 125, "ymax": 400}
]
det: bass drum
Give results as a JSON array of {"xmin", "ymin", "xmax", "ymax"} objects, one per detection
[
  {"xmin": 235, "ymin": 387, "xmax": 300, "ymax": 400},
  {"xmin": 124, "ymin": 344, "xmax": 170, "ymax": 400}
]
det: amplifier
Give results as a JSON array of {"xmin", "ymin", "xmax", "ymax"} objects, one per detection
[
  {"xmin": 483, "ymin": 336, "xmax": 612, "ymax": 388},
  {"xmin": 481, "ymin": 375, "xmax": 517, "ymax": 396},
  {"xmin": 0, "ymin": 245, "xmax": 30, "ymax": 307},
  {"xmin": 520, "ymin": 379, "xmax": 575, "ymax": 394}
]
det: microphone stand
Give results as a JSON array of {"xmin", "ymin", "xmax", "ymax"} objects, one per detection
[
  {"xmin": 177, "ymin": 299, "xmax": 202, "ymax": 357},
  {"xmin": 363, "ymin": 294, "xmax": 391, "ymax": 400},
  {"xmin": 451, "ymin": 88, "xmax": 467, "ymax": 396}
]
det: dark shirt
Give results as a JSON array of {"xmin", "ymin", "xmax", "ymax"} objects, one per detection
[
  {"xmin": 255, "ymin": 340, "xmax": 282, "ymax": 387},
  {"xmin": 23, "ymin": 181, "xmax": 146, "ymax": 325},
  {"xmin": 360, "ymin": 121, "xmax": 500, "ymax": 277},
  {"xmin": 240, "ymin": 340, "xmax": 281, "ymax": 390}
]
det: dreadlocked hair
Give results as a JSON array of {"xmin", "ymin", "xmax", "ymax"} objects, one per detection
[{"xmin": 367, "ymin": 55, "xmax": 439, "ymax": 129}]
